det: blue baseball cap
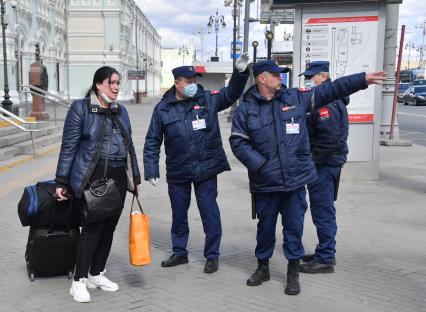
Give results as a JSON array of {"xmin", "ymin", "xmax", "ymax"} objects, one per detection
[
  {"xmin": 172, "ymin": 66, "xmax": 202, "ymax": 79},
  {"xmin": 299, "ymin": 61, "xmax": 330, "ymax": 76},
  {"xmin": 252, "ymin": 60, "xmax": 289, "ymax": 77}
]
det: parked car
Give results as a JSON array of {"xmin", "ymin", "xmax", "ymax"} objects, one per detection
[
  {"xmin": 397, "ymin": 83, "xmax": 411, "ymax": 103},
  {"xmin": 413, "ymin": 79, "xmax": 426, "ymax": 86},
  {"xmin": 404, "ymin": 85, "xmax": 426, "ymax": 106}
]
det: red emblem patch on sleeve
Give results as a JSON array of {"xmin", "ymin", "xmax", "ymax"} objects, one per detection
[
  {"xmin": 319, "ymin": 108, "xmax": 330, "ymax": 119},
  {"xmin": 298, "ymin": 87, "xmax": 311, "ymax": 92},
  {"xmin": 211, "ymin": 90, "xmax": 219, "ymax": 95}
]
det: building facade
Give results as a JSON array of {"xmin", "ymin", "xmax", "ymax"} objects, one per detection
[
  {"xmin": 0, "ymin": 0, "xmax": 68, "ymax": 106},
  {"xmin": 161, "ymin": 40, "xmax": 194, "ymax": 92},
  {"xmin": 68, "ymin": 0, "xmax": 161, "ymax": 101},
  {"xmin": 0, "ymin": 0, "xmax": 161, "ymax": 109}
]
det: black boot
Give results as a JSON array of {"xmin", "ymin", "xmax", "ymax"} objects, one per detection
[
  {"xmin": 247, "ymin": 259, "xmax": 270, "ymax": 286},
  {"xmin": 204, "ymin": 258, "xmax": 219, "ymax": 273},
  {"xmin": 302, "ymin": 253, "xmax": 315, "ymax": 263},
  {"xmin": 285, "ymin": 260, "xmax": 300, "ymax": 295},
  {"xmin": 161, "ymin": 254, "xmax": 188, "ymax": 267},
  {"xmin": 300, "ymin": 259, "xmax": 334, "ymax": 274}
]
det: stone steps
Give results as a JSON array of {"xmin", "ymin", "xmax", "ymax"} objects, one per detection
[{"xmin": 0, "ymin": 123, "xmax": 63, "ymax": 161}]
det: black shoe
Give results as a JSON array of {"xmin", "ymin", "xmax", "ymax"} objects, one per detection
[
  {"xmin": 204, "ymin": 258, "xmax": 219, "ymax": 273},
  {"xmin": 285, "ymin": 260, "xmax": 300, "ymax": 295},
  {"xmin": 302, "ymin": 254, "xmax": 337, "ymax": 265},
  {"xmin": 299, "ymin": 259, "xmax": 334, "ymax": 274},
  {"xmin": 302, "ymin": 253, "xmax": 315, "ymax": 263},
  {"xmin": 247, "ymin": 259, "xmax": 270, "ymax": 286},
  {"xmin": 161, "ymin": 254, "xmax": 188, "ymax": 267}
]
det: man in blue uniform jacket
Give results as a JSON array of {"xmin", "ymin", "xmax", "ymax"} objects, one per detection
[
  {"xmin": 299, "ymin": 61, "xmax": 349, "ymax": 274},
  {"xmin": 143, "ymin": 54, "xmax": 250, "ymax": 274},
  {"xmin": 229, "ymin": 60, "xmax": 385, "ymax": 295}
]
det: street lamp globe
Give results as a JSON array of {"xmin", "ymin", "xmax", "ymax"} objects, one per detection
[{"xmin": 265, "ymin": 30, "xmax": 274, "ymax": 41}]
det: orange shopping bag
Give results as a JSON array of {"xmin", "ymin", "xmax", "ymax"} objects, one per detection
[{"xmin": 129, "ymin": 195, "xmax": 151, "ymax": 266}]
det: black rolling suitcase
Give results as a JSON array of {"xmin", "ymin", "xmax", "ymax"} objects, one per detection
[{"xmin": 25, "ymin": 197, "xmax": 80, "ymax": 281}]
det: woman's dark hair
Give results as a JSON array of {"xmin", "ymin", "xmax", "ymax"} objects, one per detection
[{"xmin": 85, "ymin": 66, "xmax": 120, "ymax": 98}]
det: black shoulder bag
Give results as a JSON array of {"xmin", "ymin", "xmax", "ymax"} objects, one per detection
[{"xmin": 83, "ymin": 118, "xmax": 123, "ymax": 223}]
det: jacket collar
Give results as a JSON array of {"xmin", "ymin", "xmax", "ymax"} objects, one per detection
[
  {"xmin": 244, "ymin": 84, "xmax": 287, "ymax": 103},
  {"xmin": 89, "ymin": 91, "xmax": 119, "ymax": 114}
]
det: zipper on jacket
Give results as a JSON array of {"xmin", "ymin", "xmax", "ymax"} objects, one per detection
[{"xmin": 271, "ymin": 100, "xmax": 287, "ymax": 186}]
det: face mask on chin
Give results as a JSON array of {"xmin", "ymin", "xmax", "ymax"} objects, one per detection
[{"xmin": 99, "ymin": 91, "xmax": 114, "ymax": 104}]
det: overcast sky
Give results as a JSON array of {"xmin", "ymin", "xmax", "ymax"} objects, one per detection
[{"xmin": 136, "ymin": 0, "xmax": 426, "ymax": 64}]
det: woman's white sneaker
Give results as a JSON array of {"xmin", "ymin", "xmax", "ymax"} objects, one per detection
[
  {"xmin": 87, "ymin": 270, "xmax": 119, "ymax": 292},
  {"xmin": 69, "ymin": 278, "xmax": 91, "ymax": 303}
]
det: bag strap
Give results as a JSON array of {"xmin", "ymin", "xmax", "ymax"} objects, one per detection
[
  {"xmin": 103, "ymin": 112, "xmax": 114, "ymax": 179},
  {"xmin": 131, "ymin": 195, "xmax": 144, "ymax": 214}
]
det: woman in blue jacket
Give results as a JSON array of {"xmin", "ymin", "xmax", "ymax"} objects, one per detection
[{"xmin": 55, "ymin": 66, "xmax": 141, "ymax": 303}]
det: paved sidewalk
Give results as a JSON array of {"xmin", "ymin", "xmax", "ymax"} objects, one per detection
[{"xmin": 0, "ymin": 97, "xmax": 425, "ymax": 312}]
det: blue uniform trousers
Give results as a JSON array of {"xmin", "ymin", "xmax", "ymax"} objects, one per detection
[
  {"xmin": 167, "ymin": 176, "xmax": 222, "ymax": 259},
  {"xmin": 254, "ymin": 187, "xmax": 308, "ymax": 260},
  {"xmin": 307, "ymin": 166, "xmax": 341, "ymax": 264}
]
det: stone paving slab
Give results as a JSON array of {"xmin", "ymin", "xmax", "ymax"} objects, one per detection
[{"xmin": 0, "ymin": 97, "xmax": 425, "ymax": 311}]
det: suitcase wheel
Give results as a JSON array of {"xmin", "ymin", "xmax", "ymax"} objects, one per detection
[
  {"xmin": 26, "ymin": 265, "xmax": 35, "ymax": 281},
  {"xmin": 68, "ymin": 271, "xmax": 73, "ymax": 279}
]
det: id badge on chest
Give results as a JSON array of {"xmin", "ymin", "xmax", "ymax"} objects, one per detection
[
  {"xmin": 192, "ymin": 116, "xmax": 206, "ymax": 130},
  {"xmin": 286, "ymin": 117, "xmax": 300, "ymax": 134}
]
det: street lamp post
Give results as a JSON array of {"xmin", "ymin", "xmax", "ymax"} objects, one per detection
[
  {"xmin": 266, "ymin": 30, "xmax": 274, "ymax": 60},
  {"xmin": 225, "ymin": 0, "xmax": 243, "ymax": 123},
  {"xmin": 207, "ymin": 10, "xmax": 226, "ymax": 59},
  {"xmin": 225, "ymin": 0, "xmax": 243, "ymax": 67},
  {"xmin": 193, "ymin": 28, "xmax": 210, "ymax": 62},
  {"xmin": 232, "ymin": 2, "xmax": 237, "ymax": 67},
  {"xmin": 252, "ymin": 40, "xmax": 258, "ymax": 63},
  {"xmin": 1, "ymin": 0, "xmax": 13, "ymax": 112},
  {"xmin": 405, "ymin": 41, "xmax": 415, "ymax": 69},
  {"xmin": 178, "ymin": 46, "xmax": 189, "ymax": 65},
  {"xmin": 415, "ymin": 20, "xmax": 425, "ymax": 69},
  {"xmin": 143, "ymin": 57, "xmax": 150, "ymax": 95}
]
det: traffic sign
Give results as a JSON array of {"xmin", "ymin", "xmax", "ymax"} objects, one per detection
[{"xmin": 230, "ymin": 41, "xmax": 242, "ymax": 59}]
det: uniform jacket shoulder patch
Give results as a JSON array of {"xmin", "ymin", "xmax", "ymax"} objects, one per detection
[
  {"xmin": 319, "ymin": 107, "xmax": 330, "ymax": 120},
  {"xmin": 298, "ymin": 87, "xmax": 312, "ymax": 92},
  {"xmin": 210, "ymin": 90, "xmax": 220, "ymax": 95}
]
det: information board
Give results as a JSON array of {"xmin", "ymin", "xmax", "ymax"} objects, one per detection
[{"xmin": 301, "ymin": 14, "xmax": 379, "ymax": 123}]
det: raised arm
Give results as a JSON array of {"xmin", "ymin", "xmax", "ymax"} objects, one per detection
[
  {"xmin": 301, "ymin": 71, "xmax": 386, "ymax": 112},
  {"xmin": 216, "ymin": 53, "xmax": 250, "ymax": 112}
]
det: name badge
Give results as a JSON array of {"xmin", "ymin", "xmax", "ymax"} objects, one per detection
[
  {"xmin": 286, "ymin": 123, "xmax": 299, "ymax": 134},
  {"xmin": 192, "ymin": 117, "xmax": 206, "ymax": 130}
]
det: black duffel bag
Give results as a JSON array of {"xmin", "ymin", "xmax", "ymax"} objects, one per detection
[{"xmin": 18, "ymin": 180, "xmax": 80, "ymax": 227}]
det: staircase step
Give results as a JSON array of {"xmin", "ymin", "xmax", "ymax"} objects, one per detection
[
  {"xmin": 0, "ymin": 125, "xmax": 62, "ymax": 148},
  {"xmin": 0, "ymin": 131, "xmax": 63, "ymax": 161},
  {"xmin": 0, "ymin": 122, "xmax": 50, "ymax": 138}
]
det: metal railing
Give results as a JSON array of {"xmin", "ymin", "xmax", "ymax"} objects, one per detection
[
  {"xmin": 0, "ymin": 106, "xmax": 40, "ymax": 157},
  {"xmin": 20, "ymin": 85, "xmax": 71, "ymax": 125}
]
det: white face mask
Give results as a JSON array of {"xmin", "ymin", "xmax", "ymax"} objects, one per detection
[
  {"xmin": 304, "ymin": 79, "xmax": 315, "ymax": 88},
  {"xmin": 99, "ymin": 91, "xmax": 114, "ymax": 104}
]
